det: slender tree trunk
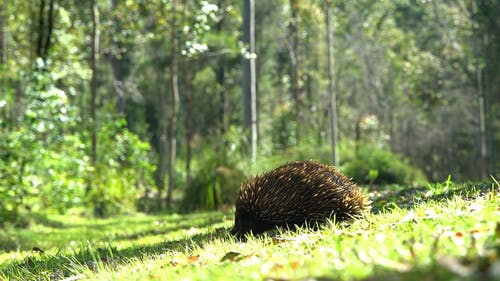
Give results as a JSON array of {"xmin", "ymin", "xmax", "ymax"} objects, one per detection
[
  {"xmin": 472, "ymin": 0, "xmax": 487, "ymax": 179},
  {"xmin": 483, "ymin": 37, "xmax": 495, "ymax": 177},
  {"xmin": 180, "ymin": 0, "xmax": 192, "ymax": 184},
  {"xmin": 272, "ymin": 57, "xmax": 285, "ymax": 147},
  {"xmin": 1, "ymin": 0, "xmax": 7, "ymax": 64},
  {"xmin": 0, "ymin": 1, "xmax": 6, "ymax": 121},
  {"xmin": 90, "ymin": 0, "xmax": 99, "ymax": 167},
  {"xmin": 86, "ymin": 0, "xmax": 99, "ymax": 213},
  {"xmin": 215, "ymin": 4, "xmax": 228, "ymax": 152},
  {"xmin": 167, "ymin": 0, "xmax": 180, "ymax": 207},
  {"xmin": 155, "ymin": 60, "xmax": 167, "ymax": 204},
  {"xmin": 152, "ymin": 3, "xmax": 169, "ymax": 206},
  {"xmin": 326, "ymin": 2, "xmax": 339, "ymax": 167},
  {"xmin": 35, "ymin": 0, "xmax": 54, "ymax": 62},
  {"xmin": 218, "ymin": 63, "xmax": 228, "ymax": 142},
  {"xmin": 242, "ymin": 0, "xmax": 258, "ymax": 162},
  {"xmin": 36, "ymin": 0, "xmax": 46, "ymax": 59},
  {"xmin": 289, "ymin": 0, "xmax": 301, "ymax": 142},
  {"xmin": 109, "ymin": 0, "xmax": 127, "ymax": 115},
  {"xmin": 184, "ymin": 64, "xmax": 193, "ymax": 184},
  {"xmin": 43, "ymin": 0, "xmax": 54, "ymax": 59}
]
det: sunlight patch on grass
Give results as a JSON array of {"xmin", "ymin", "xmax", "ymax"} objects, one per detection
[
  {"xmin": 76, "ymin": 193, "xmax": 500, "ymax": 281},
  {"xmin": 1, "ymin": 182, "xmax": 499, "ymax": 280}
]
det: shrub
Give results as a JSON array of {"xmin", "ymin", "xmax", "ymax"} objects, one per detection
[
  {"xmin": 179, "ymin": 150, "xmax": 246, "ymax": 212},
  {"xmin": 88, "ymin": 117, "xmax": 155, "ymax": 217},
  {"xmin": 179, "ymin": 127, "xmax": 246, "ymax": 212},
  {"xmin": 342, "ymin": 142, "xmax": 427, "ymax": 186},
  {"xmin": 0, "ymin": 69, "xmax": 87, "ymax": 225}
]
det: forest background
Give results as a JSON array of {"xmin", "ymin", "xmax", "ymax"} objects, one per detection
[{"xmin": 0, "ymin": 0, "xmax": 498, "ymax": 223}]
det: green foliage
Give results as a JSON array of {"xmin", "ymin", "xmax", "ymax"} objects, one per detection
[
  {"xmin": 342, "ymin": 142, "xmax": 427, "ymax": 186},
  {"xmin": 0, "ymin": 63, "xmax": 155, "ymax": 222},
  {"xmin": 180, "ymin": 127, "xmax": 246, "ymax": 212},
  {"xmin": 2, "ymin": 0, "xmax": 499, "ymax": 219},
  {"xmin": 35, "ymin": 135, "xmax": 89, "ymax": 213},
  {"xmin": 179, "ymin": 155, "xmax": 245, "ymax": 212},
  {"xmin": 0, "ymin": 65, "xmax": 87, "ymax": 225},
  {"xmin": 271, "ymin": 106, "xmax": 298, "ymax": 150},
  {"xmin": 87, "ymin": 116, "xmax": 155, "ymax": 217},
  {"xmin": 403, "ymin": 50, "xmax": 445, "ymax": 108},
  {"xmin": 179, "ymin": 1, "xmax": 219, "ymax": 57},
  {"xmin": 339, "ymin": 115, "xmax": 427, "ymax": 186}
]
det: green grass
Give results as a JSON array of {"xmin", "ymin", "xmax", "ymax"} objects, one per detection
[{"xmin": 1, "ymin": 181, "xmax": 499, "ymax": 281}]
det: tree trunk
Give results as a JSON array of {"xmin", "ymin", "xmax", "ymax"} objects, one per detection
[
  {"xmin": 180, "ymin": 0, "xmax": 192, "ymax": 184},
  {"xmin": 86, "ymin": 0, "xmax": 99, "ymax": 212},
  {"xmin": 218, "ymin": 63, "xmax": 228, "ymax": 143},
  {"xmin": 184, "ymin": 64, "xmax": 193, "ymax": 184},
  {"xmin": 472, "ymin": 0, "xmax": 487, "ymax": 179},
  {"xmin": 35, "ymin": 0, "xmax": 54, "ymax": 62},
  {"xmin": 109, "ymin": 0, "xmax": 127, "ymax": 115},
  {"xmin": 326, "ymin": 2, "xmax": 339, "ymax": 167},
  {"xmin": 289, "ymin": 0, "xmax": 301, "ymax": 142},
  {"xmin": 36, "ymin": 0, "xmax": 46, "ymax": 59},
  {"xmin": 155, "ymin": 61, "xmax": 168, "ymax": 204},
  {"xmin": 242, "ymin": 0, "xmax": 258, "ymax": 162},
  {"xmin": 90, "ymin": 0, "xmax": 99, "ymax": 167},
  {"xmin": 1, "ymin": 0, "xmax": 7, "ymax": 64},
  {"xmin": 167, "ymin": 0, "xmax": 180, "ymax": 207},
  {"xmin": 43, "ymin": 0, "xmax": 54, "ymax": 59},
  {"xmin": 216, "ymin": 3, "xmax": 228, "ymax": 153},
  {"xmin": 483, "ymin": 38, "xmax": 495, "ymax": 177}
]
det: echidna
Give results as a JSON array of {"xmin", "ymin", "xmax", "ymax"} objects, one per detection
[{"xmin": 230, "ymin": 160, "xmax": 368, "ymax": 236}]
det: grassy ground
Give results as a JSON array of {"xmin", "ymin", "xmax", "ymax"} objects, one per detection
[{"xmin": 1, "ymin": 180, "xmax": 499, "ymax": 281}]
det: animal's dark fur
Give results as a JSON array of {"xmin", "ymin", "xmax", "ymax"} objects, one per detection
[{"xmin": 231, "ymin": 160, "xmax": 368, "ymax": 236}]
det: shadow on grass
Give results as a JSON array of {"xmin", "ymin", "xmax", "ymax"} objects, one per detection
[
  {"xmin": 45, "ymin": 211, "xmax": 222, "ymax": 229},
  {"xmin": 369, "ymin": 180, "xmax": 498, "ymax": 213},
  {"xmin": 112, "ymin": 217, "xmax": 224, "ymax": 241},
  {"xmin": 0, "ymin": 212, "xmax": 233, "ymax": 280},
  {"xmin": 0, "ymin": 211, "xmax": 230, "ymax": 252}
]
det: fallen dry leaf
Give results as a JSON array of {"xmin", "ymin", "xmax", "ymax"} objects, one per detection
[
  {"xmin": 32, "ymin": 247, "xmax": 45, "ymax": 254},
  {"xmin": 272, "ymin": 237, "xmax": 291, "ymax": 245},
  {"xmin": 290, "ymin": 260, "xmax": 300, "ymax": 269},
  {"xmin": 220, "ymin": 251, "xmax": 242, "ymax": 262},
  {"xmin": 187, "ymin": 255, "xmax": 200, "ymax": 264},
  {"xmin": 170, "ymin": 259, "xmax": 180, "ymax": 267},
  {"xmin": 272, "ymin": 263, "xmax": 285, "ymax": 271}
]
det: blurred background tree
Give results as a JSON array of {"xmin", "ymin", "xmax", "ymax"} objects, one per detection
[{"xmin": 0, "ymin": 0, "xmax": 498, "ymax": 223}]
